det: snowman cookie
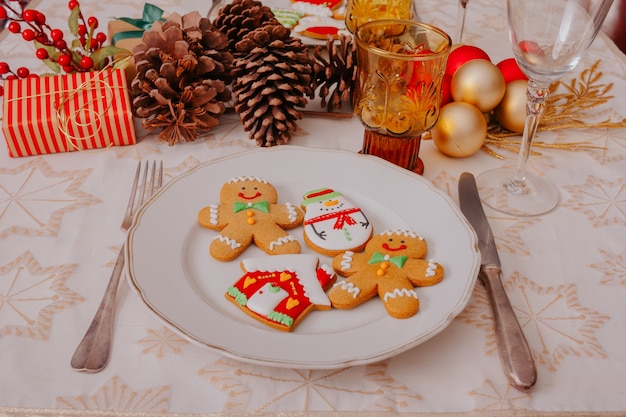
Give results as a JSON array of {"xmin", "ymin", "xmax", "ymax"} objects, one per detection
[
  {"xmin": 329, "ymin": 229, "xmax": 444, "ymax": 319},
  {"xmin": 301, "ymin": 188, "xmax": 373, "ymax": 256},
  {"xmin": 225, "ymin": 254, "xmax": 336, "ymax": 331},
  {"xmin": 198, "ymin": 176, "xmax": 304, "ymax": 261}
]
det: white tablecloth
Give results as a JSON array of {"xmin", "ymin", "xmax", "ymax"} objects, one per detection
[{"xmin": 1, "ymin": 0, "xmax": 626, "ymax": 415}]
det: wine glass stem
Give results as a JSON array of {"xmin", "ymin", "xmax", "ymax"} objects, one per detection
[
  {"xmin": 505, "ymin": 79, "xmax": 550, "ymax": 195},
  {"xmin": 454, "ymin": 0, "xmax": 470, "ymax": 44}
]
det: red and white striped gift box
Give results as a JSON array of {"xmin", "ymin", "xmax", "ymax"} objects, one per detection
[{"xmin": 1, "ymin": 69, "xmax": 136, "ymax": 157}]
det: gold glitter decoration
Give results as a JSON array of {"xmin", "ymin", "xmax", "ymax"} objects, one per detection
[{"xmin": 483, "ymin": 60, "xmax": 626, "ymax": 159}]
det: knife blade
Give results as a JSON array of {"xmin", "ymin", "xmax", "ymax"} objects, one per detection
[{"xmin": 458, "ymin": 172, "xmax": 537, "ymax": 391}]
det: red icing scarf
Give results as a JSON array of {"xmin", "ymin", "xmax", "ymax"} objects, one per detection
[{"xmin": 304, "ymin": 207, "xmax": 361, "ymax": 230}]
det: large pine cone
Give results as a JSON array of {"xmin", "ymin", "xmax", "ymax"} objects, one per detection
[
  {"xmin": 212, "ymin": 0, "xmax": 279, "ymax": 58},
  {"xmin": 312, "ymin": 34, "xmax": 356, "ymax": 112},
  {"xmin": 231, "ymin": 23, "xmax": 313, "ymax": 147},
  {"xmin": 131, "ymin": 12, "xmax": 234, "ymax": 145}
]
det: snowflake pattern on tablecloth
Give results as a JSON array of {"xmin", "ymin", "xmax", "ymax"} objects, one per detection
[
  {"xmin": 458, "ymin": 272, "xmax": 609, "ymax": 372},
  {"xmin": 554, "ymin": 125, "xmax": 626, "ymax": 165},
  {"xmin": 469, "ymin": 378, "xmax": 532, "ymax": 411},
  {"xmin": 562, "ymin": 175, "xmax": 626, "ymax": 227},
  {"xmin": 0, "ymin": 158, "xmax": 100, "ymax": 238},
  {"xmin": 589, "ymin": 248, "xmax": 626, "ymax": 289},
  {"xmin": 138, "ymin": 326, "xmax": 190, "ymax": 358},
  {"xmin": 0, "ymin": 251, "xmax": 83, "ymax": 339},
  {"xmin": 56, "ymin": 375, "xmax": 171, "ymax": 412},
  {"xmin": 493, "ymin": 217, "xmax": 541, "ymax": 257},
  {"xmin": 198, "ymin": 359, "xmax": 421, "ymax": 412}
]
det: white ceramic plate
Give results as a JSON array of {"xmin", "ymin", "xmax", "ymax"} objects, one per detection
[{"xmin": 126, "ymin": 146, "xmax": 480, "ymax": 369}]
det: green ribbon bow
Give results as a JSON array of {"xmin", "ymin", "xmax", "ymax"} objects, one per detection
[
  {"xmin": 368, "ymin": 252, "xmax": 408, "ymax": 269},
  {"xmin": 111, "ymin": 3, "xmax": 165, "ymax": 46},
  {"xmin": 233, "ymin": 201, "xmax": 270, "ymax": 214}
]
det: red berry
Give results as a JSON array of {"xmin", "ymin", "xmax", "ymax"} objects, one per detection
[
  {"xmin": 57, "ymin": 53, "xmax": 71, "ymax": 66},
  {"xmin": 89, "ymin": 39, "xmax": 99, "ymax": 49},
  {"xmin": 8, "ymin": 21, "xmax": 21, "ymax": 33},
  {"xmin": 50, "ymin": 28, "xmax": 64, "ymax": 41},
  {"xmin": 55, "ymin": 39, "xmax": 68, "ymax": 49},
  {"xmin": 16, "ymin": 67, "xmax": 30, "ymax": 78},
  {"xmin": 22, "ymin": 29, "xmax": 36, "ymax": 41},
  {"xmin": 22, "ymin": 9, "xmax": 37, "ymax": 22},
  {"xmin": 62, "ymin": 65, "xmax": 74, "ymax": 73},
  {"xmin": 68, "ymin": 0, "xmax": 78, "ymax": 10},
  {"xmin": 0, "ymin": 62, "xmax": 10, "ymax": 75},
  {"xmin": 77, "ymin": 24, "xmax": 87, "ymax": 36},
  {"xmin": 80, "ymin": 56, "xmax": 93, "ymax": 70},
  {"xmin": 0, "ymin": 6, "xmax": 8, "ymax": 19},
  {"xmin": 35, "ymin": 11, "xmax": 46, "ymax": 25},
  {"xmin": 96, "ymin": 32, "xmax": 106, "ymax": 43},
  {"xmin": 36, "ymin": 48, "xmax": 49, "ymax": 59},
  {"xmin": 87, "ymin": 16, "xmax": 98, "ymax": 29}
]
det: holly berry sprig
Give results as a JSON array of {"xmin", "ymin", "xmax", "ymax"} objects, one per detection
[{"xmin": 0, "ymin": 0, "xmax": 127, "ymax": 95}]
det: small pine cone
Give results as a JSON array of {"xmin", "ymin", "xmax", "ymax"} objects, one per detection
[
  {"xmin": 213, "ymin": 0, "xmax": 279, "ymax": 58},
  {"xmin": 312, "ymin": 34, "xmax": 356, "ymax": 112},
  {"xmin": 131, "ymin": 12, "xmax": 234, "ymax": 145},
  {"xmin": 231, "ymin": 23, "xmax": 313, "ymax": 147}
]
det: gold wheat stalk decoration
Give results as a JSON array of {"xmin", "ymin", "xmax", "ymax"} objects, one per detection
[{"xmin": 483, "ymin": 60, "xmax": 626, "ymax": 159}]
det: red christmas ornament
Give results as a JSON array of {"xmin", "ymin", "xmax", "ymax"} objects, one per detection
[
  {"xmin": 496, "ymin": 58, "xmax": 528, "ymax": 84},
  {"xmin": 444, "ymin": 44, "xmax": 491, "ymax": 78}
]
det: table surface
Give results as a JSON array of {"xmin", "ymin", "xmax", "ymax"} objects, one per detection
[{"xmin": 1, "ymin": 0, "xmax": 626, "ymax": 416}]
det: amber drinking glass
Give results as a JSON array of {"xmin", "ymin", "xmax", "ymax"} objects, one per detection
[
  {"xmin": 345, "ymin": 0, "xmax": 414, "ymax": 33},
  {"xmin": 352, "ymin": 20, "xmax": 451, "ymax": 174}
]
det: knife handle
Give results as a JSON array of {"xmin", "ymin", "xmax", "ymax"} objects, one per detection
[{"xmin": 480, "ymin": 265, "xmax": 537, "ymax": 391}]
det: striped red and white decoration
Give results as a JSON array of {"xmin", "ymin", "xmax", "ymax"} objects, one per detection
[{"xmin": 2, "ymin": 69, "xmax": 136, "ymax": 157}]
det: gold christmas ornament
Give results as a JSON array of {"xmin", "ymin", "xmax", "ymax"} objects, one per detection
[
  {"xmin": 451, "ymin": 59, "xmax": 505, "ymax": 112},
  {"xmin": 431, "ymin": 102, "xmax": 487, "ymax": 157},
  {"xmin": 495, "ymin": 79, "xmax": 528, "ymax": 133}
]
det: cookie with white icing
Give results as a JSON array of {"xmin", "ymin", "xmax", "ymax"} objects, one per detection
[
  {"xmin": 301, "ymin": 187, "xmax": 373, "ymax": 256},
  {"xmin": 198, "ymin": 177, "xmax": 304, "ymax": 261},
  {"xmin": 225, "ymin": 254, "xmax": 337, "ymax": 331},
  {"xmin": 329, "ymin": 229, "xmax": 444, "ymax": 319}
]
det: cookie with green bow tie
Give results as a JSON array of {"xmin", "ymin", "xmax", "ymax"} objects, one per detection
[
  {"xmin": 329, "ymin": 229, "xmax": 444, "ymax": 318},
  {"xmin": 198, "ymin": 176, "xmax": 304, "ymax": 261}
]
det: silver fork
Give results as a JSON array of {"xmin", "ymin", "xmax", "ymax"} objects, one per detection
[{"xmin": 71, "ymin": 161, "xmax": 163, "ymax": 373}]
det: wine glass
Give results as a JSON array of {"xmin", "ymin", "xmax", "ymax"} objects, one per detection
[{"xmin": 476, "ymin": 0, "xmax": 614, "ymax": 216}]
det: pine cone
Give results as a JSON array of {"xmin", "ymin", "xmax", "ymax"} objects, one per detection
[
  {"xmin": 213, "ymin": 0, "xmax": 279, "ymax": 58},
  {"xmin": 231, "ymin": 23, "xmax": 313, "ymax": 147},
  {"xmin": 131, "ymin": 12, "xmax": 234, "ymax": 145},
  {"xmin": 312, "ymin": 34, "xmax": 356, "ymax": 112}
]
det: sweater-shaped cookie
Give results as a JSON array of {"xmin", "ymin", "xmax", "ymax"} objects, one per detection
[
  {"xmin": 301, "ymin": 187, "xmax": 373, "ymax": 256},
  {"xmin": 198, "ymin": 176, "xmax": 304, "ymax": 261},
  {"xmin": 329, "ymin": 229, "xmax": 444, "ymax": 319},
  {"xmin": 225, "ymin": 254, "xmax": 336, "ymax": 331}
]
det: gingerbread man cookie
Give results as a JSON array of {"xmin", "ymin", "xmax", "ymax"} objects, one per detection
[
  {"xmin": 329, "ymin": 229, "xmax": 444, "ymax": 319},
  {"xmin": 198, "ymin": 176, "xmax": 304, "ymax": 261}
]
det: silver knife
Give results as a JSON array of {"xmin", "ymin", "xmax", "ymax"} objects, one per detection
[{"xmin": 458, "ymin": 172, "xmax": 537, "ymax": 391}]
